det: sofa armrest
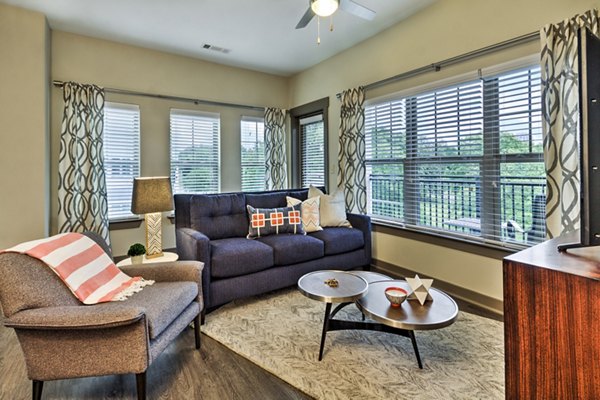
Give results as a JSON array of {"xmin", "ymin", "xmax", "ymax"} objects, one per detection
[
  {"xmin": 346, "ymin": 213, "xmax": 372, "ymax": 266},
  {"xmin": 120, "ymin": 261, "xmax": 204, "ymax": 306},
  {"xmin": 4, "ymin": 304, "xmax": 145, "ymax": 330},
  {"xmin": 175, "ymin": 227, "xmax": 211, "ymax": 308}
]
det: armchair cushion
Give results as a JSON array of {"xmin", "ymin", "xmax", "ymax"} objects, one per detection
[
  {"xmin": 4, "ymin": 304, "xmax": 145, "ymax": 330},
  {"xmin": 122, "ymin": 281, "xmax": 198, "ymax": 339}
]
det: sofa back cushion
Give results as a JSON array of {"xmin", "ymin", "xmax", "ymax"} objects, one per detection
[{"xmin": 190, "ymin": 193, "xmax": 248, "ymax": 239}]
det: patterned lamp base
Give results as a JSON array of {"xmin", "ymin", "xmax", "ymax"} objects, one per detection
[{"xmin": 145, "ymin": 212, "xmax": 163, "ymax": 259}]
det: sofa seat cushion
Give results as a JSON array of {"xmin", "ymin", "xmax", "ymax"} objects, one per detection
[
  {"xmin": 125, "ymin": 281, "xmax": 198, "ymax": 339},
  {"xmin": 309, "ymin": 227, "xmax": 364, "ymax": 256},
  {"xmin": 257, "ymin": 234, "xmax": 324, "ymax": 265},
  {"xmin": 211, "ymin": 238, "xmax": 274, "ymax": 279}
]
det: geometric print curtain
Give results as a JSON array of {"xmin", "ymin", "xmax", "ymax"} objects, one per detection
[
  {"xmin": 57, "ymin": 82, "xmax": 110, "ymax": 244},
  {"xmin": 540, "ymin": 9, "xmax": 600, "ymax": 238},
  {"xmin": 264, "ymin": 107, "xmax": 288, "ymax": 190},
  {"xmin": 338, "ymin": 87, "xmax": 366, "ymax": 214}
]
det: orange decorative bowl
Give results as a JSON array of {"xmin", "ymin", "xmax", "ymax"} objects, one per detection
[{"xmin": 385, "ymin": 287, "xmax": 408, "ymax": 307}]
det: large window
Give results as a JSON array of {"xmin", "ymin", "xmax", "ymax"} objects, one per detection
[
  {"xmin": 170, "ymin": 109, "xmax": 220, "ymax": 194},
  {"xmin": 290, "ymin": 97, "xmax": 329, "ymax": 188},
  {"xmin": 240, "ymin": 116, "xmax": 265, "ymax": 191},
  {"xmin": 365, "ymin": 64, "xmax": 545, "ymax": 247},
  {"xmin": 103, "ymin": 102, "xmax": 140, "ymax": 220}
]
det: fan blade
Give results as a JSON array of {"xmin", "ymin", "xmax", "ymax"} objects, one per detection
[
  {"xmin": 340, "ymin": 0, "xmax": 376, "ymax": 20},
  {"xmin": 296, "ymin": 6, "xmax": 315, "ymax": 29}
]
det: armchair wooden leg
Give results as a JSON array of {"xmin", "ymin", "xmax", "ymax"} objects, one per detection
[
  {"xmin": 194, "ymin": 314, "xmax": 201, "ymax": 349},
  {"xmin": 200, "ymin": 308, "xmax": 206, "ymax": 325},
  {"xmin": 135, "ymin": 372, "xmax": 146, "ymax": 400},
  {"xmin": 32, "ymin": 380, "xmax": 43, "ymax": 400}
]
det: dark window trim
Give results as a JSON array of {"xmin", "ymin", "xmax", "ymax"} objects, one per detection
[
  {"xmin": 109, "ymin": 217, "xmax": 143, "ymax": 231},
  {"xmin": 372, "ymin": 220, "xmax": 515, "ymax": 260},
  {"xmin": 290, "ymin": 97, "xmax": 329, "ymax": 189}
]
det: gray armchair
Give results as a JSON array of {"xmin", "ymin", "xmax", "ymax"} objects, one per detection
[{"xmin": 0, "ymin": 241, "xmax": 204, "ymax": 400}]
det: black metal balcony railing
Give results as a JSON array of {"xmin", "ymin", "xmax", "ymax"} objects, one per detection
[{"xmin": 369, "ymin": 174, "xmax": 546, "ymax": 244}]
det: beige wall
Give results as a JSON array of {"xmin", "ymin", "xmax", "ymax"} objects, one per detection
[
  {"xmin": 0, "ymin": 4, "xmax": 49, "ymax": 248},
  {"xmin": 289, "ymin": 0, "xmax": 600, "ymax": 302},
  {"xmin": 50, "ymin": 31, "xmax": 288, "ymax": 256}
]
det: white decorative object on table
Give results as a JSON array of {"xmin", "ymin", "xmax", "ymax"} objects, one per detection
[{"xmin": 406, "ymin": 274, "xmax": 433, "ymax": 305}]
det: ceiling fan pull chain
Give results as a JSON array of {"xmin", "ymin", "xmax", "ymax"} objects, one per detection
[
  {"xmin": 330, "ymin": 15, "xmax": 334, "ymax": 32},
  {"xmin": 317, "ymin": 16, "xmax": 321, "ymax": 45}
]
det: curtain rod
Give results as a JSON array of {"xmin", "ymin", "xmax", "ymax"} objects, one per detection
[
  {"xmin": 336, "ymin": 30, "xmax": 539, "ymax": 98},
  {"xmin": 52, "ymin": 80, "xmax": 265, "ymax": 112}
]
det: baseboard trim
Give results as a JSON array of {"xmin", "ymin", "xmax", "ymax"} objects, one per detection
[{"xmin": 371, "ymin": 258, "xmax": 504, "ymax": 317}]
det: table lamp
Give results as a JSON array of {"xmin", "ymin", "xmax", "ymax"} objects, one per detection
[{"xmin": 131, "ymin": 177, "xmax": 174, "ymax": 258}]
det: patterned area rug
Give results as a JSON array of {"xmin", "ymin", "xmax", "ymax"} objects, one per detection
[{"xmin": 201, "ymin": 289, "xmax": 504, "ymax": 400}]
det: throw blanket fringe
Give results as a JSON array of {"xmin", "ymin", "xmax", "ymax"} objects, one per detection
[{"xmin": 2, "ymin": 233, "xmax": 154, "ymax": 304}]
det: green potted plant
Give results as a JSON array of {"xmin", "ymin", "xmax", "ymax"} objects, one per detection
[{"xmin": 127, "ymin": 243, "xmax": 146, "ymax": 264}]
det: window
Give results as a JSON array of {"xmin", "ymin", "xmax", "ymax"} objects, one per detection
[
  {"xmin": 240, "ymin": 116, "xmax": 265, "ymax": 191},
  {"xmin": 290, "ymin": 97, "xmax": 329, "ymax": 188},
  {"xmin": 170, "ymin": 109, "xmax": 220, "ymax": 194},
  {"xmin": 103, "ymin": 102, "xmax": 140, "ymax": 220},
  {"xmin": 299, "ymin": 114, "xmax": 326, "ymax": 187},
  {"xmin": 365, "ymin": 64, "xmax": 545, "ymax": 248}
]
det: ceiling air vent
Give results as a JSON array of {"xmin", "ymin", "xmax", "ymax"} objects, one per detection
[{"xmin": 202, "ymin": 44, "xmax": 231, "ymax": 54}]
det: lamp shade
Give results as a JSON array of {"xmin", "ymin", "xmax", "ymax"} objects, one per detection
[{"xmin": 131, "ymin": 177, "xmax": 174, "ymax": 214}]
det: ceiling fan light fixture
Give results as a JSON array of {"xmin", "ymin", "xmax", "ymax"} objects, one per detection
[{"xmin": 311, "ymin": 0, "xmax": 339, "ymax": 17}]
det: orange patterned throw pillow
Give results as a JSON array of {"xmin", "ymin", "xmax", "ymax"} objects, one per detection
[{"xmin": 247, "ymin": 205, "xmax": 305, "ymax": 238}]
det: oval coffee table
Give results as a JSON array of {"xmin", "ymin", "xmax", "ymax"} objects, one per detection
[{"xmin": 298, "ymin": 271, "xmax": 459, "ymax": 368}]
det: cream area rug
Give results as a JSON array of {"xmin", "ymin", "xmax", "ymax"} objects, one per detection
[{"xmin": 201, "ymin": 288, "xmax": 504, "ymax": 400}]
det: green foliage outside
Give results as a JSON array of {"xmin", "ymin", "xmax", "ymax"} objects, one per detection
[{"xmin": 177, "ymin": 145, "xmax": 218, "ymax": 193}]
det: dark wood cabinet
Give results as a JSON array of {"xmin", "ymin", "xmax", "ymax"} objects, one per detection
[{"xmin": 503, "ymin": 232, "xmax": 600, "ymax": 399}]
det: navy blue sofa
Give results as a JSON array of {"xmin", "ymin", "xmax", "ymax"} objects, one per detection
[{"xmin": 174, "ymin": 188, "xmax": 372, "ymax": 317}]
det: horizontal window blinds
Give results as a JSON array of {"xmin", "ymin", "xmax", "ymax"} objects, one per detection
[
  {"xmin": 240, "ymin": 116, "xmax": 266, "ymax": 191},
  {"xmin": 300, "ymin": 114, "xmax": 325, "ymax": 187},
  {"xmin": 365, "ymin": 64, "xmax": 544, "ymax": 248},
  {"xmin": 103, "ymin": 102, "xmax": 140, "ymax": 220},
  {"xmin": 170, "ymin": 109, "xmax": 220, "ymax": 194}
]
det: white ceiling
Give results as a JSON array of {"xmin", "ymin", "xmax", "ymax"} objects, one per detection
[{"xmin": 2, "ymin": 0, "xmax": 435, "ymax": 76}]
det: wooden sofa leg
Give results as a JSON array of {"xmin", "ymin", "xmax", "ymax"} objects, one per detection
[
  {"xmin": 32, "ymin": 380, "xmax": 43, "ymax": 400},
  {"xmin": 136, "ymin": 372, "xmax": 146, "ymax": 400},
  {"xmin": 194, "ymin": 314, "xmax": 201, "ymax": 349}
]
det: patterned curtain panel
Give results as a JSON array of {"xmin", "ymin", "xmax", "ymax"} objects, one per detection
[
  {"xmin": 338, "ymin": 87, "xmax": 366, "ymax": 214},
  {"xmin": 264, "ymin": 107, "xmax": 288, "ymax": 190},
  {"xmin": 57, "ymin": 82, "xmax": 110, "ymax": 244},
  {"xmin": 540, "ymin": 9, "xmax": 599, "ymax": 238}
]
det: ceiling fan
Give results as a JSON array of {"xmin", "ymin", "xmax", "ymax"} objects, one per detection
[{"xmin": 295, "ymin": 0, "xmax": 376, "ymax": 29}]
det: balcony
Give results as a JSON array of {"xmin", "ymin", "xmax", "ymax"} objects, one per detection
[{"xmin": 369, "ymin": 174, "xmax": 546, "ymax": 245}]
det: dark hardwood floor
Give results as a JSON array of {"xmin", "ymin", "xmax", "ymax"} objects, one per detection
[
  {"xmin": 0, "ymin": 295, "xmax": 500, "ymax": 400},
  {"xmin": 0, "ymin": 324, "xmax": 311, "ymax": 400}
]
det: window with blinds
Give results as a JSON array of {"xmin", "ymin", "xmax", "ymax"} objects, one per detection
[
  {"xmin": 240, "ymin": 116, "xmax": 265, "ymax": 191},
  {"xmin": 365, "ymin": 64, "xmax": 545, "ymax": 248},
  {"xmin": 300, "ymin": 114, "xmax": 325, "ymax": 187},
  {"xmin": 103, "ymin": 102, "xmax": 140, "ymax": 220},
  {"xmin": 170, "ymin": 109, "xmax": 220, "ymax": 194}
]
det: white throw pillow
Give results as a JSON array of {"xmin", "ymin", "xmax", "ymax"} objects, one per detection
[
  {"xmin": 287, "ymin": 196, "xmax": 323, "ymax": 233},
  {"xmin": 308, "ymin": 185, "xmax": 352, "ymax": 228}
]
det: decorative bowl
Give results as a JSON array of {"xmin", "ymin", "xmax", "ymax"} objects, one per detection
[{"xmin": 385, "ymin": 287, "xmax": 408, "ymax": 307}]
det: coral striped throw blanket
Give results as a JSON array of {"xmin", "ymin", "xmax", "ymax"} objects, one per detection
[{"xmin": 2, "ymin": 232, "xmax": 153, "ymax": 304}]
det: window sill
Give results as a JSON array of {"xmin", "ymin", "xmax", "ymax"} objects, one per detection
[
  {"xmin": 371, "ymin": 219, "xmax": 521, "ymax": 260},
  {"xmin": 109, "ymin": 217, "xmax": 143, "ymax": 231}
]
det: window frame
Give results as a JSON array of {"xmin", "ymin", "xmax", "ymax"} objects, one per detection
[
  {"xmin": 365, "ymin": 59, "xmax": 544, "ymax": 250},
  {"xmin": 290, "ymin": 97, "xmax": 329, "ymax": 189}
]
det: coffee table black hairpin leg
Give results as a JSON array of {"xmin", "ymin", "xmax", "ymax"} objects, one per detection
[
  {"xmin": 408, "ymin": 331, "xmax": 423, "ymax": 369},
  {"xmin": 318, "ymin": 302, "xmax": 332, "ymax": 361}
]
